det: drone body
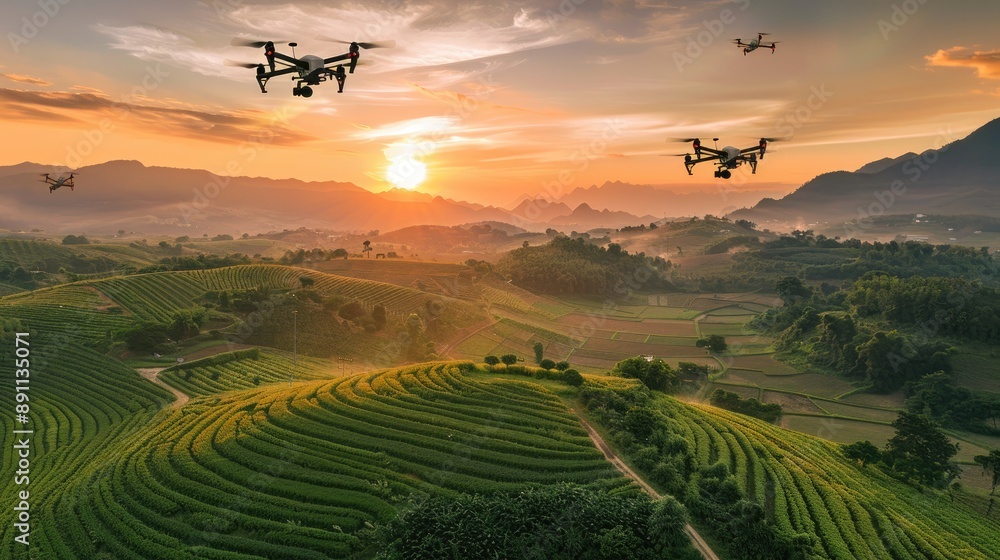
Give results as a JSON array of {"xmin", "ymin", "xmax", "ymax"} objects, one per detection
[
  {"xmin": 670, "ymin": 138, "xmax": 778, "ymax": 179},
  {"xmin": 39, "ymin": 172, "xmax": 76, "ymax": 193},
  {"xmin": 732, "ymin": 33, "xmax": 780, "ymax": 55},
  {"xmin": 229, "ymin": 38, "xmax": 392, "ymax": 98}
]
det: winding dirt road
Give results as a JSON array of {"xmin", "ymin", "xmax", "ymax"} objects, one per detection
[
  {"xmin": 137, "ymin": 367, "xmax": 190, "ymax": 409},
  {"xmin": 574, "ymin": 412, "xmax": 720, "ymax": 560}
]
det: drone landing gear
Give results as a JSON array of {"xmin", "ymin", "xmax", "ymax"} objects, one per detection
[{"xmin": 293, "ymin": 86, "xmax": 313, "ymax": 98}]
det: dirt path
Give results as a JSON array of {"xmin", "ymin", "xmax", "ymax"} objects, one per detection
[
  {"xmin": 573, "ymin": 411, "xmax": 720, "ymax": 560},
  {"xmin": 137, "ymin": 368, "xmax": 190, "ymax": 409}
]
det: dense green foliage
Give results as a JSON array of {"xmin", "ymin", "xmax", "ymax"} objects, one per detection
[
  {"xmin": 696, "ymin": 334, "xmax": 728, "ymax": 353},
  {"xmin": 904, "ymin": 372, "xmax": 1000, "ymax": 434},
  {"xmin": 496, "ymin": 236, "xmax": 670, "ymax": 296},
  {"xmin": 883, "ymin": 412, "xmax": 960, "ymax": 487},
  {"xmin": 378, "ymin": 485, "xmax": 697, "ymax": 560},
  {"xmin": 611, "ymin": 356, "xmax": 677, "ymax": 391},
  {"xmin": 709, "ymin": 389, "xmax": 782, "ymax": 422},
  {"xmin": 582, "ymin": 383, "xmax": 1000, "ymax": 559}
]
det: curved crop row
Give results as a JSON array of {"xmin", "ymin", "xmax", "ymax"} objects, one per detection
[{"xmin": 19, "ymin": 362, "xmax": 630, "ymax": 558}]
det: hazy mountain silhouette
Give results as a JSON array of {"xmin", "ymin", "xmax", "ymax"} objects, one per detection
[
  {"xmin": 548, "ymin": 203, "xmax": 659, "ymax": 229},
  {"xmin": 729, "ymin": 117, "xmax": 1000, "ymax": 228},
  {"xmin": 512, "ymin": 180, "xmax": 791, "ymax": 218},
  {"xmin": 855, "ymin": 152, "xmax": 918, "ymax": 174},
  {"xmin": 508, "ymin": 198, "xmax": 573, "ymax": 223},
  {"xmin": 0, "ymin": 160, "xmax": 652, "ymax": 235}
]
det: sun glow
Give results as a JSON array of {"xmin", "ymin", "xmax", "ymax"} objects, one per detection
[{"xmin": 386, "ymin": 155, "xmax": 427, "ymax": 190}]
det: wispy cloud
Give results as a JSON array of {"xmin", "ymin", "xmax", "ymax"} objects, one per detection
[
  {"xmin": 0, "ymin": 88, "xmax": 316, "ymax": 145},
  {"xmin": 926, "ymin": 47, "xmax": 1000, "ymax": 80},
  {"xmin": 1, "ymin": 73, "xmax": 53, "ymax": 86}
]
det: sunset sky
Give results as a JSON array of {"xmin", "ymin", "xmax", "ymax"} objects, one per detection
[{"xmin": 1, "ymin": 0, "xmax": 998, "ymax": 207}]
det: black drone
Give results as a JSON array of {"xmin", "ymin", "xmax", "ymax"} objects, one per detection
[
  {"xmin": 667, "ymin": 138, "xmax": 781, "ymax": 179},
  {"xmin": 228, "ymin": 38, "xmax": 394, "ymax": 98}
]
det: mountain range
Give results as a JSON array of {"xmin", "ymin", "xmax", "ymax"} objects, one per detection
[
  {"xmin": 0, "ymin": 161, "xmax": 663, "ymax": 235},
  {"xmin": 730, "ymin": 117, "xmax": 1000, "ymax": 228}
]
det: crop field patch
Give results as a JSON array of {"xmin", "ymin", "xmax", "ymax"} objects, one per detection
[
  {"xmin": 725, "ymin": 355, "xmax": 801, "ymax": 375},
  {"xmin": 762, "ymin": 391, "xmax": 826, "ymax": 415},
  {"xmin": 780, "ymin": 414, "xmax": 896, "ymax": 445},
  {"xmin": 582, "ymin": 337, "xmax": 707, "ymax": 358},
  {"xmin": 645, "ymin": 335, "xmax": 698, "ymax": 346},
  {"xmin": 816, "ymin": 400, "xmax": 900, "ymax": 423},
  {"xmin": 697, "ymin": 322, "xmax": 748, "ymax": 336},
  {"xmin": 720, "ymin": 369, "xmax": 854, "ymax": 398},
  {"xmin": 839, "ymin": 391, "xmax": 907, "ymax": 409},
  {"xmin": 556, "ymin": 315, "xmax": 698, "ymax": 337},
  {"xmin": 708, "ymin": 383, "xmax": 761, "ymax": 400},
  {"xmin": 612, "ymin": 331, "xmax": 647, "ymax": 342},
  {"xmin": 953, "ymin": 353, "xmax": 1000, "ymax": 394}
]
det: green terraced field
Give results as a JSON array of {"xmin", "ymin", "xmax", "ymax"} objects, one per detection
[
  {"xmin": 8, "ymin": 362, "xmax": 631, "ymax": 559},
  {"xmin": 658, "ymin": 396, "xmax": 1000, "ymax": 559}
]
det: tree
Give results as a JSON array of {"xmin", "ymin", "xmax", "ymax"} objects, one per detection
[
  {"xmin": 331, "ymin": 248, "xmax": 349, "ymax": 259},
  {"xmin": 696, "ymin": 334, "xmax": 728, "ymax": 353},
  {"xmin": 554, "ymin": 360, "xmax": 570, "ymax": 371},
  {"xmin": 484, "ymin": 355, "xmax": 500, "ymax": 366},
  {"xmin": 363, "ymin": 240, "xmax": 371, "ymax": 258},
  {"xmin": 612, "ymin": 356, "xmax": 676, "ymax": 391},
  {"xmin": 372, "ymin": 304, "xmax": 387, "ymax": 329},
  {"xmin": 539, "ymin": 358, "xmax": 556, "ymax": 370},
  {"xmin": 973, "ymin": 449, "xmax": 1000, "ymax": 495},
  {"xmin": 299, "ymin": 276, "xmax": 315, "ymax": 289},
  {"xmin": 884, "ymin": 412, "xmax": 960, "ymax": 486},
  {"xmin": 533, "ymin": 341, "xmax": 544, "ymax": 364},
  {"xmin": 339, "ymin": 301, "xmax": 365, "ymax": 321},
  {"xmin": 842, "ymin": 440, "xmax": 882, "ymax": 467},
  {"xmin": 500, "ymin": 354, "xmax": 518, "ymax": 366},
  {"xmin": 563, "ymin": 369, "xmax": 583, "ymax": 387},
  {"xmin": 62, "ymin": 234, "xmax": 90, "ymax": 245},
  {"xmin": 775, "ymin": 276, "xmax": 811, "ymax": 305}
]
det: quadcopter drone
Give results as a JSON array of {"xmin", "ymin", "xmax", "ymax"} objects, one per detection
[
  {"xmin": 39, "ymin": 172, "xmax": 76, "ymax": 193},
  {"xmin": 228, "ymin": 38, "xmax": 394, "ymax": 98},
  {"xmin": 732, "ymin": 33, "xmax": 780, "ymax": 55},
  {"xmin": 668, "ymin": 138, "xmax": 780, "ymax": 179}
]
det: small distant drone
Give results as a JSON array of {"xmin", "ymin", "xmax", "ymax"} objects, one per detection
[
  {"xmin": 732, "ymin": 33, "xmax": 780, "ymax": 55},
  {"xmin": 227, "ymin": 38, "xmax": 394, "ymax": 98},
  {"xmin": 39, "ymin": 172, "xmax": 76, "ymax": 193},
  {"xmin": 666, "ymin": 138, "xmax": 782, "ymax": 179}
]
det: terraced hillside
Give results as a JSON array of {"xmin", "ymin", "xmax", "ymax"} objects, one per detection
[
  {"xmin": 656, "ymin": 395, "xmax": 1000, "ymax": 559},
  {"xmin": 8, "ymin": 362, "xmax": 632, "ymax": 559}
]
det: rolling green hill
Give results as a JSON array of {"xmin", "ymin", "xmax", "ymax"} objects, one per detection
[{"xmin": 1, "ymin": 362, "xmax": 632, "ymax": 559}]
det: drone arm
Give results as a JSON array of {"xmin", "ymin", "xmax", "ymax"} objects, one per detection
[
  {"xmin": 272, "ymin": 52, "xmax": 309, "ymax": 69},
  {"xmin": 256, "ymin": 66, "xmax": 298, "ymax": 93},
  {"xmin": 697, "ymin": 146, "xmax": 726, "ymax": 156}
]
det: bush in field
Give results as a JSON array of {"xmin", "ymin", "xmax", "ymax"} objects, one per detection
[
  {"xmin": 612, "ymin": 357, "xmax": 677, "ymax": 392},
  {"xmin": 563, "ymin": 369, "xmax": 583, "ymax": 387},
  {"xmin": 500, "ymin": 354, "xmax": 518, "ymax": 366},
  {"xmin": 539, "ymin": 358, "xmax": 556, "ymax": 370},
  {"xmin": 484, "ymin": 355, "xmax": 500, "ymax": 366},
  {"xmin": 696, "ymin": 334, "xmax": 727, "ymax": 354}
]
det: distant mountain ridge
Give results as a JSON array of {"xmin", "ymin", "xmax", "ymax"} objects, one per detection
[
  {"xmin": 0, "ymin": 160, "xmax": 659, "ymax": 235},
  {"xmin": 730, "ymin": 117, "xmax": 1000, "ymax": 228}
]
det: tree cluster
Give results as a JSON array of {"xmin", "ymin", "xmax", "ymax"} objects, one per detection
[
  {"xmin": 496, "ymin": 236, "xmax": 671, "ymax": 296},
  {"xmin": 377, "ymin": 485, "xmax": 698, "ymax": 560},
  {"xmin": 709, "ymin": 390, "xmax": 782, "ymax": 423}
]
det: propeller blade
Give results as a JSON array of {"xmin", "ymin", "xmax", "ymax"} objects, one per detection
[
  {"xmin": 758, "ymin": 32, "xmax": 771, "ymax": 35},
  {"xmin": 667, "ymin": 138, "xmax": 702, "ymax": 143},
  {"xmin": 318, "ymin": 37, "xmax": 396, "ymax": 49},
  {"xmin": 224, "ymin": 59, "xmax": 260, "ymax": 68},
  {"xmin": 759, "ymin": 137, "xmax": 787, "ymax": 142},
  {"xmin": 231, "ymin": 38, "xmax": 289, "ymax": 48},
  {"xmin": 660, "ymin": 153, "xmax": 692, "ymax": 157},
  {"xmin": 231, "ymin": 38, "xmax": 267, "ymax": 48}
]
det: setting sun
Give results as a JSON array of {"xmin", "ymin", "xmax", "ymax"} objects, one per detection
[{"xmin": 386, "ymin": 155, "xmax": 427, "ymax": 190}]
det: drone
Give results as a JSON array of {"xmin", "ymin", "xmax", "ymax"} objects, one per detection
[
  {"xmin": 667, "ymin": 138, "xmax": 780, "ymax": 179},
  {"xmin": 228, "ymin": 38, "xmax": 394, "ymax": 98},
  {"xmin": 39, "ymin": 172, "xmax": 76, "ymax": 193},
  {"xmin": 731, "ymin": 33, "xmax": 780, "ymax": 55}
]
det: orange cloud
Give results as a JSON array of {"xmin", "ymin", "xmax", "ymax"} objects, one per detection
[
  {"xmin": 925, "ymin": 47, "xmax": 1000, "ymax": 80},
  {"xmin": 1, "ymin": 73, "xmax": 52, "ymax": 86}
]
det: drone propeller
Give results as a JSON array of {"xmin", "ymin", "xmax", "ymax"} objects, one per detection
[
  {"xmin": 224, "ymin": 59, "xmax": 261, "ymax": 68},
  {"xmin": 668, "ymin": 137, "xmax": 702, "ymax": 143},
  {"xmin": 758, "ymin": 32, "xmax": 772, "ymax": 36},
  {"xmin": 318, "ymin": 37, "xmax": 396, "ymax": 49},
  {"xmin": 230, "ymin": 37, "xmax": 293, "ymax": 49}
]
